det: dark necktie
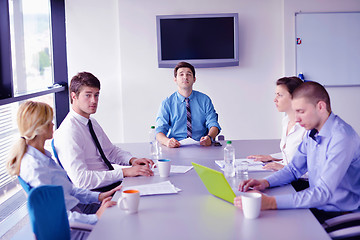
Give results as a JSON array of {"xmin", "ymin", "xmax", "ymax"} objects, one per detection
[
  {"xmin": 88, "ymin": 119, "xmax": 114, "ymax": 170},
  {"xmin": 309, "ymin": 129, "xmax": 319, "ymax": 142},
  {"xmin": 185, "ymin": 98, "xmax": 192, "ymax": 138}
]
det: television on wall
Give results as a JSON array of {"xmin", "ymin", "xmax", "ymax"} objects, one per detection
[{"xmin": 156, "ymin": 13, "xmax": 239, "ymax": 68}]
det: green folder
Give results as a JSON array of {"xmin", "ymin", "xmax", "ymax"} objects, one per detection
[{"xmin": 192, "ymin": 162, "xmax": 236, "ymax": 203}]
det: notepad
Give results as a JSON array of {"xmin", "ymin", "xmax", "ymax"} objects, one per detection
[
  {"xmin": 215, "ymin": 159, "xmax": 268, "ymax": 172},
  {"xmin": 152, "ymin": 165, "xmax": 193, "ymax": 176},
  {"xmin": 122, "ymin": 181, "xmax": 181, "ymax": 196}
]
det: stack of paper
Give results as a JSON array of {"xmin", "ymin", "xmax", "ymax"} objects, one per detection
[
  {"xmin": 123, "ymin": 181, "xmax": 181, "ymax": 196},
  {"xmin": 179, "ymin": 138, "xmax": 199, "ymax": 146},
  {"xmin": 215, "ymin": 159, "xmax": 268, "ymax": 171}
]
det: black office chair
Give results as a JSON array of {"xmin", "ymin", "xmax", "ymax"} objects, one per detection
[{"xmin": 322, "ymin": 211, "xmax": 360, "ymax": 239}]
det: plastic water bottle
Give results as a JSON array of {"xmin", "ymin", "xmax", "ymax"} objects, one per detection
[
  {"xmin": 224, "ymin": 141, "xmax": 235, "ymax": 178},
  {"xmin": 149, "ymin": 126, "xmax": 159, "ymax": 157}
]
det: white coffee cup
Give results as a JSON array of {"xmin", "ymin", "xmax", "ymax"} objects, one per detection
[
  {"xmin": 241, "ymin": 192, "xmax": 262, "ymax": 219},
  {"xmin": 152, "ymin": 159, "xmax": 171, "ymax": 177},
  {"xmin": 117, "ymin": 189, "xmax": 140, "ymax": 214}
]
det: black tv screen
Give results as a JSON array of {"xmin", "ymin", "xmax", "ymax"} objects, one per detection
[{"xmin": 156, "ymin": 13, "xmax": 239, "ymax": 68}]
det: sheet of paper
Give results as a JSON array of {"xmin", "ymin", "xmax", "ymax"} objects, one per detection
[
  {"xmin": 171, "ymin": 165, "xmax": 193, "ymax": 173},
  {"xmin": 123, "ymin": 181, "xmax": 181, "ymax": 196},
  {"xmin": 153, "ymin": 165, "xmax": 193, "ymax": 175},
  {"xmin": 179, "ymin": 138, "xmax": 200, "ymax": 146},
  {"xmin": 215, "ymin": 158, "xmax": 269, "ymax": 172}
]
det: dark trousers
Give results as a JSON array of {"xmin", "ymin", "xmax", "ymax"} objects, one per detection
[
  {"xmin": 291, "ymin": 178, "xmax": 309, "ymax": 192},
  {"xmin": 91, "ymin": 180, "xmax": 122, "ymax": 193}
]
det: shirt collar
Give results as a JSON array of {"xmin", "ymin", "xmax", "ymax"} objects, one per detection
[
  {"xmin": 70, "ymin": 108, "xmax": 90, "ymax": 126},
  {"xmin": 309, "ymin": 112, "xmax": 335, "ymax": 143},
  {"xmin": 27, "ymin": 145, "xmax": 53, "ymax": 162},
  {"xmin": 176, "ymin": 91, "xmax": 195, "ymax": 102},
  {"xmin": 317, "ymin": 112, "xmax": 335, "ymax": 138}
]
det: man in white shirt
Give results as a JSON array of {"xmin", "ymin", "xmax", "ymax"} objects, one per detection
[{"xmin": 53, "ymin": 72, "xmax": 154, "ymax": 191}]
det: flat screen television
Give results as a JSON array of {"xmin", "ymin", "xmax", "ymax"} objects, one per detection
[{"xmin": 156, "ymin": 13, "xmax": 239, "ymax": 68}]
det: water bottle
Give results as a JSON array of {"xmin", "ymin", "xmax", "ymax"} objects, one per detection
[
  {"xmin": 149, "ymin": 126, "xmax": 159, "ymax": 157},
  {"xmin": 224, "ymin": 141, "xmax": 235, "ymax": 178}
]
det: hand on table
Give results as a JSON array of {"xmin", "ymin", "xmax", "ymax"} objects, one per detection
[
  {"xmin": 234, "ymin": 190, "xmax": 277, "ymax": 210},
  {"xmin": 98, "ymin": 185, "xmax": 122, "ymax": 202},
  {"xmin": 130, "ymin": 157, "xmax": 154, "ymax": 168},
  {"xmin": 166, "ymin": 138, "xmax": 181, "ymax": 148},
  {"xmin": 123, "ymin": 165, "xmax": 154, "ymax": 177},
  {"xmin": 262, "ymin": 162, "xmax": 284, "ymax": 171},
  {"xmin": 238, "ymin": 178, "xmax": 270, "ymax": 192},
  {"xmin": 247, "ymin": 154, "xmax": 274, "ymax": 162},
  {"xmin": 96, "ymin": 196, "xmax": 117, "ymax": 218},
  {"xmin": 200, "ymin": 135, "xmax": 212, "ymax": 146}
]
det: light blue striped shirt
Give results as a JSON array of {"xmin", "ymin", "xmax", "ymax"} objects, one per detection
[
  {"xmin": 156, "ymin": 90, "xmax": 221, "ymax": 141},
  {"xmin": 266, "ymin": 113, "xmax": 360, "ymax": 211}
]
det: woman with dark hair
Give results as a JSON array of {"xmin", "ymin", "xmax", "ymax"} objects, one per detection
[{"xmin": 247, "ymin": 77, "xmax": 306, "ymax": 171}]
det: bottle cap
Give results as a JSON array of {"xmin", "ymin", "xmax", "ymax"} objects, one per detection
[
  {"xmin": 151, "ymin": 126, "xmax": 155, "ymax": 129},
  {"xmin": 226, "ymin": 141, "xmax": 232, "ymax": 144}
]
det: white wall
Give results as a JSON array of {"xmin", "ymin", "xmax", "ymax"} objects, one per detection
[
  {"xmin": 117, "ymin": 0, "xmax": 284, "ymax": 142},
  {"xmin": 284, "ymin": 0, "xmax": 360, "ymax": 134},
  {"xmin": 65, "ymin": 0, "xmax": 125, "ymax": 141},
  {"xmin": 65, "ymin": 0, "xmax": 360, "ymax": 143}
]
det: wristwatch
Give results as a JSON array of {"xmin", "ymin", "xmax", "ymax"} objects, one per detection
[{"xmin": 207, "ymin": 135, "xmax": 214, "ymax": 143}]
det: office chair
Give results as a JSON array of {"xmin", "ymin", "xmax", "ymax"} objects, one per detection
[
  {"xmin": 18, "ymin": 176, "xmax": 32, "ymax": 194},
  {"xmin": 322, "ymin": 211, "xmax": 360, "ymax": 239},
  {"xmin": 27, "ymin": 185, "xmax": 71, "ymax": 240},
  {"xmin": 51, "ymin": 138, "xmax": 61, "ymax": 164}
]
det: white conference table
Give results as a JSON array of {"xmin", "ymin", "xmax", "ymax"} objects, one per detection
[{"xmin": 88, "ymin": 140, "xmax": 330, "ymax": 240}]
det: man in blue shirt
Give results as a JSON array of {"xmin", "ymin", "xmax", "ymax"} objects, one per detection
[
  {"xmin": 235, "ymin": 81, "xmax": 360, "ymax": 222},
  {"xmin": 156, "ymin": 62, "xmax": 221, "ymax": 148}
]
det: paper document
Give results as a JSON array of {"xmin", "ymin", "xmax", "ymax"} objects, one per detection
[
  {"xmin": 179, "ymin": 138, "xmax": 199, "ymax": 146},
  {"xmin": 123, "ymin": 181, "xmax": 181, "ymax": 196},
  {"xmin": 153, "ymin": 165, "xmax": 193, "ymax": 175},
  {"xmin": 171, "ymin": 165, "xmax": 193, "ymax": 173},
  {"xmin": 215, "ymin": 158, "xmax": 269, "ymax": 172}
]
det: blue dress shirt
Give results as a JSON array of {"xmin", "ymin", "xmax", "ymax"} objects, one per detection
[
  {"xmin": 265, "ymin": 113, "xmax": 360, "ymax": 211},
  {"xmin": 156, "ymin": 91, "xmax": 221, "ymax": 141}
]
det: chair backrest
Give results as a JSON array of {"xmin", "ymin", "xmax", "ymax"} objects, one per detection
[
  {"xmin": 27, "ymin": 185, "xmax": 70, "ymax": 240},
  {"xmin": 18, "ymin": 176, "xmax": 32, "ymax": 194},
  {"xmin": 51, "ymin": 138, "xmax": 60, "ymax": 163}
]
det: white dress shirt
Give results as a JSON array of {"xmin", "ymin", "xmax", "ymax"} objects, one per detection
[
  {"xmin": 53, "ymin": 110, "xmax": 133, "ymax": 189},
  {"xmin": 270, "ymin": 115, "xmax": 306, "ymax": 165},
  {"xmin": 20, "ymin": 145, "xmax": 99, "ymax": 224}
]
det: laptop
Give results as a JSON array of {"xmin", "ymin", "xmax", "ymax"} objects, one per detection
[{"xmin": 192, "ymin": 162, "xmax": 236, "ymax": 203}]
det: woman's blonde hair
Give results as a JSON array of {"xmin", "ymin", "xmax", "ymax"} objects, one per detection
[{"xmin": 7, "ymin": 101, "xmax": 54, "ymax": 176}]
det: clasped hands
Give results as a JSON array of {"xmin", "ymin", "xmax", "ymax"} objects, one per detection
[{"xmin": 166, "ymin": 135, "xmax": 212, "ymax": 148}]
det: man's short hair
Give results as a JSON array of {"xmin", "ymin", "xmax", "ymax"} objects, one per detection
[
  {"xmin": 174, "ymin": 62, "xmax": 196, "ymax": 77},
  {"xmin": 69, "ymin": 72, "xmax": 101, "ymax": 103},
  {"xmin": 292, "ymin": 81, "xmax": 331, "ymax": 113},
  {"xmin": 276, "ymin": 77, "xmax": 303, "ymax": 97}
]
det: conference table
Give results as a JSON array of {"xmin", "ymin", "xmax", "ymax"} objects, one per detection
[{"xmin": 88, "ymin": 140, "xmax": 330, "ymax": 240}]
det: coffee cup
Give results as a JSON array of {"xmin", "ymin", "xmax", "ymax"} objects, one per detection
[
  {"xmin": 241, "ymin": 192, "xmax": 262, "ymax": 219},
  {"xmin": 152, "ymin": 159, "xmax": 171, "ymax": 177},
  {"xmin": 117, "ymin": 189, "xmax": 140, "ymax": 214}
]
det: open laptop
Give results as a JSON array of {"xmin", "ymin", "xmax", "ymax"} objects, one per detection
[{"xmin": 192, "ymin": 162, "xmax": 236, "ymax": 203}]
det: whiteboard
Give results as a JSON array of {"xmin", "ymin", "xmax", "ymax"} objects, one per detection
[{"xmin": 296, "ymin": 12, "xmax": 360, "ymax": 86}]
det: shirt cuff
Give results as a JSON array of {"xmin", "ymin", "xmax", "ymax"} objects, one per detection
[{"xmin": 275, "ymin": 194, "xmax": 295, "ymax": 209}]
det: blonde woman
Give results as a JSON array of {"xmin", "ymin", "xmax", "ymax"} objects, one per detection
[
  {"xmin": 247, "ymin": 77, "xmax": 306, "ymax": 171},
  {"xmin": 7, "ymin": 101, "xmax": 119, "ymax": 239}
]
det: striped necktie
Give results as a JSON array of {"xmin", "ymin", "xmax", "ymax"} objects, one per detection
[
  {"xmin": 88, "ymin": 119, "xmax": 114, "ymax": 170},
  {"xmin": 185, "ymin": 98, "xmax": 192, "ymax": 138}
]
